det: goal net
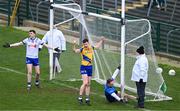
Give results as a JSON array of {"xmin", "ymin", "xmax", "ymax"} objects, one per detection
[{"xmin": 51, "ymin": 3, "xmax": 172, "ymax": 101}]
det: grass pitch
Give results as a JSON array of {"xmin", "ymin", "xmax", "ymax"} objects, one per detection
[{"xmin": 0, "ymin": 26, "xmax": 180, "ymax": 110}]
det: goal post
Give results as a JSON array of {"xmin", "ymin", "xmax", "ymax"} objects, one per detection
[
  {"xmin": 51, "ymin": 0, "xmax": 126, "ymax": 98},
  {"xmin": 49, "ymin": 0, "xmax": 54, "ymax": 80},
  {"xmin": 49, "ymin": 1, "xmax": 172, "ymax": 101},
  {"xmin": 120, "ymin": 0, "xmax": 126, "ymax": 98}
]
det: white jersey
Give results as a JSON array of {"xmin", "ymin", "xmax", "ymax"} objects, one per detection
[
  {"xmin": 42, "ymin": 28, "xmax": 66, "ymax": 53},
  {"xmin": 131, "ymin": 54, "xmax": 149, "ymax": 82},
  {"xmin": 22, "ymin": 37, "xmax": 42, "ymax": 58}
]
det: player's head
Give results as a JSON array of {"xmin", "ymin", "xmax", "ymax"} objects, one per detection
[
  {"xmin": 82, "ymin": 38, "xmax": 89, "ymax": 48},
  {"xmin": 29, "ymin": 30, "xmax": 36, "ymax": 38},
  {"xmin": 106, "ymin": 78, "xmax": 114, "ymax": 86},
  {"xmin": 136, "ymin": 46, "xmax": 144, "ymax": 55}
]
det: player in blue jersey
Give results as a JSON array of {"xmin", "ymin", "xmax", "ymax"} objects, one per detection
[
  {"xmin": 3, "ymin": 30, "xmax": 60, "ymax": 91},
  {"xmin": 104, "ymin": 78, "xmax": 136, "ymax": 103}
]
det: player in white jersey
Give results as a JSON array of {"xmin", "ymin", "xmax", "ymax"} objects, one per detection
[
  {"xmin": 40, "ymin": 27, "xmax": 66, "ymax": 73},
  {"xmin": 3, "ymin": 30, "xmax": 60, "ymax": 91}
]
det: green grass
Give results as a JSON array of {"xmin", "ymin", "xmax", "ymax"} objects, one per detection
[{"xmin": 0, "ymin": 26, "xmax": 180, "ymax": 110}]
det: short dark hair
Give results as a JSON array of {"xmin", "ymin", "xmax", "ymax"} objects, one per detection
[
  {"xmin": 106, "ymin": 78, "xmax": 113, "ymax": 84},
  {"xmin": 82, "ymin": 38, "xmax": 89, "ymax": 43},
  {"xmin": 29, "ymin": 30, "xmax": 36, "ymax": 34},
  {"xmin": 136, "ymin": 46, "xmax": 144, "ymax": 54}
]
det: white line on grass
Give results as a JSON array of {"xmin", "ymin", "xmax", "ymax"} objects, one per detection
[
  {"xmin": 0, "ymin": 66, "xmax": 150, "ymax": 111},
  {"xmin": 0, "ymin": 66, "xmax": 102, "ymax": 97}
]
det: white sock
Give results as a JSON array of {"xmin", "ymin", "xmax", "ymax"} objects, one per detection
[{"xmin": 111, "ymin": 93, "xmax": 121, "ymax": 101}]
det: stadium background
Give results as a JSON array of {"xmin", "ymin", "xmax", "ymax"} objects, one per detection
[
  {"xmin": 0, "ymin": 0, "xmax": 180, "ymax": 110},
  {"xmin": 0, "ymin": 0, "xmax": 180, "ymax": 57}
]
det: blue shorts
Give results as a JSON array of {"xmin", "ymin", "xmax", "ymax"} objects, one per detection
[
  {"xmin": 105, "ymin": 90, "xmax": 118, "ymax": 102},
  {"xmin": 80, "ymin": 65, "xmax": 93, "ymax": 76},
  {"xmin": 26, "ymin": 57, "xmax": 39, "ymax": 66}
]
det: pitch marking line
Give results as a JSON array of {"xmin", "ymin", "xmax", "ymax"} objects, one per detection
[{"xmin": 0, "ymin": 66, "xmax": 150, "ymax": 111}]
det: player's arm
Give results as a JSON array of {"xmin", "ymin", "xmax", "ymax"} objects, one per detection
[
  {"xmin": 39, "ymin": 38, "xmax": 60, "ymax": 52},
  {"xmin": 39, "ymin": 33, "xmax": 49, "ymax": 51},
  {"xmin": 111, "ymin": 65, "xmax": 121, "ymax": 80},
  {"xmin": 42, "ymin": 43, "xmax": 59, "ymax": 52},
  {"xmin": 106, "ymin": 88, "xmax": 122, "ymax": 101},
  {"xmin": 3, "ymin": 42, "xmax": 23, "ymax": 48},
  {"xmin": 43, "ymin": 43, "xmax": 51, "ymax": 49},
  {"xmin": 73, "ymin": 40, "xmax": 80, "ymax": 53},
  {"xmin": 94, "ymin": 37, "xmax": 105, "ymax": 49},
  {"xmin": 111, "ymin": 93, "xmax": 121, "ymax": 101}
]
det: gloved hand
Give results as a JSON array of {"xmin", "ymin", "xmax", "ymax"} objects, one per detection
[
  {"xmin": 3, "ymin": 43, "xmax": 10, "ymax": 48},
  {"xmin": 54, "ymin": 47, "xmax": 60, "ymax": 52},
  {"xmin": 39, "ymin": 48, "xmax": 42, "ymax": 51},
  {"xmin": 39, "ymin": 44, "xmax": 43, "ymax": 51}
]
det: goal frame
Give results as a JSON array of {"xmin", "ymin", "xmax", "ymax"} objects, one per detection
[{"xmin": 48, "ymin": 0, "xmax": 172, "ymax": 101}]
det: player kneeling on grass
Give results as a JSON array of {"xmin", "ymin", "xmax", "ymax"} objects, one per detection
[
  {"xmin": 104, "ymin": 78, "xmax": 136, "ymax": 103},
  {"xmin": 3, "ymin": 30, "xmax": 60, "ymax": 91},
  {"xmin": 73, "ymin": 38, "xmax": 104, "ymax": 105}
]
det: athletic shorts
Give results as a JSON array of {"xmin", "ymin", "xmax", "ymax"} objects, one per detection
[
  {"xmin": 26, "ymin": 57, "xmax": 39, "ymax": 66},
  {"xmin": 105, "ymin": 91, "xmax": 118, "ymax": 102},
  {"xmin": 80, "ymin": 65, "xmax": 93, "ymax": 76}
]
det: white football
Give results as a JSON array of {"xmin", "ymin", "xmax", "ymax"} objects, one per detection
[
  {"xmin": 156, "ymin": 67, "xmax": 163, "ymax": 74},
  {"xmin": 168, "ymin": 69, "xmax": 176, "ymax": 76}
]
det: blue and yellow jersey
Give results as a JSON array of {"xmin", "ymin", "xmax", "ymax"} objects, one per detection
[{"xmin": 80, "ymin": 45, "xmax": 94, "ymax": 66}]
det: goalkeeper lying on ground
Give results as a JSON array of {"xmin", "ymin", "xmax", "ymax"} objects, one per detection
[{"xmin": 104, "ymin": 66, "xmax": 136, "ymax": 102}]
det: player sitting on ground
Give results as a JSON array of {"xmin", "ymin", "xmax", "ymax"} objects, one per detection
[{"xmin": 104, "ymin": 78, "xmax": 136, "ymax": 103}]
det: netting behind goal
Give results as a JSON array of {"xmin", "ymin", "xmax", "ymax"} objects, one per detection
[{"xmin": 52, "ymin": 3, "xmax": 172, "ymax": 101}]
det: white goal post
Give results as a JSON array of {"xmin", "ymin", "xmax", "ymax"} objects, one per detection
[
  {"xmin": 48, "ymin": 0, "xmax": 172, "ymax": 101},
  {"xmin": 49, "ymin": 0, "xmax": 126, "ymax": 98}
]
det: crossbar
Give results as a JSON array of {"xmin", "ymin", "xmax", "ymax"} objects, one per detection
[{"xmin": 52, "ymin": 4, "xmax": 121, "ymax": 22}]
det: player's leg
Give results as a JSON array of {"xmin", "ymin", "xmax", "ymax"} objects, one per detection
[
  {"xmin": 85, "ymin": 76, "xmax": 91, "ymax": 96},
  {"xmin": 85, "ymin": 66, "xmax": 93, "ymax": 96},
  {"xmin": 26, "ymin": 64, "xmax": 33, "ymax": 90},
  {"xmin": 85, "ymin": 65, "xmax": 93, "ymax": 105},
  {"xmin": 85, "ymin": 76, "xmax": 91, "ymax": 105},
  {"xmin": 79, "ymin": 75, "xmax": 88, "ymax": 95},
  {"xmin": 125, "ymin": 94, "xmax": 137, "ymax": 100},
  {"xmin": 78, "ymin": 74, "xmax": 88, "ymax": 104},
  {"xmin": 34, "ymin": 65, "xmax": 40, "ymax": 88},
  {"xmin": 26, "ymin": 57, "xmax": 33, "ymax": 90},
  {"xmin": 34, "ymin": 58, "xmax": 40, "ymax": 88}
]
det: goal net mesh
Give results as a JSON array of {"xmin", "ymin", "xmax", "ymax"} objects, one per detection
[{"xmin": 52, "ymin": 3, "xmax": 172, "ymax": 101}]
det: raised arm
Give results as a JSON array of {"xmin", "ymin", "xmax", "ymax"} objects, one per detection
[
  {"xmin": 73, "ymin": 40, "xmax": 80, "ymax": 53},
  {"xmin": 94, "ymin": 37, "xmax": 105, "ymax": 49},
  {"xmin": 10, "ymin": 42, "xmax": 24, "ymax": 47},
  {"xmin": 3, "ymin": 42, "xmax": 23, "ymax": 48}
]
